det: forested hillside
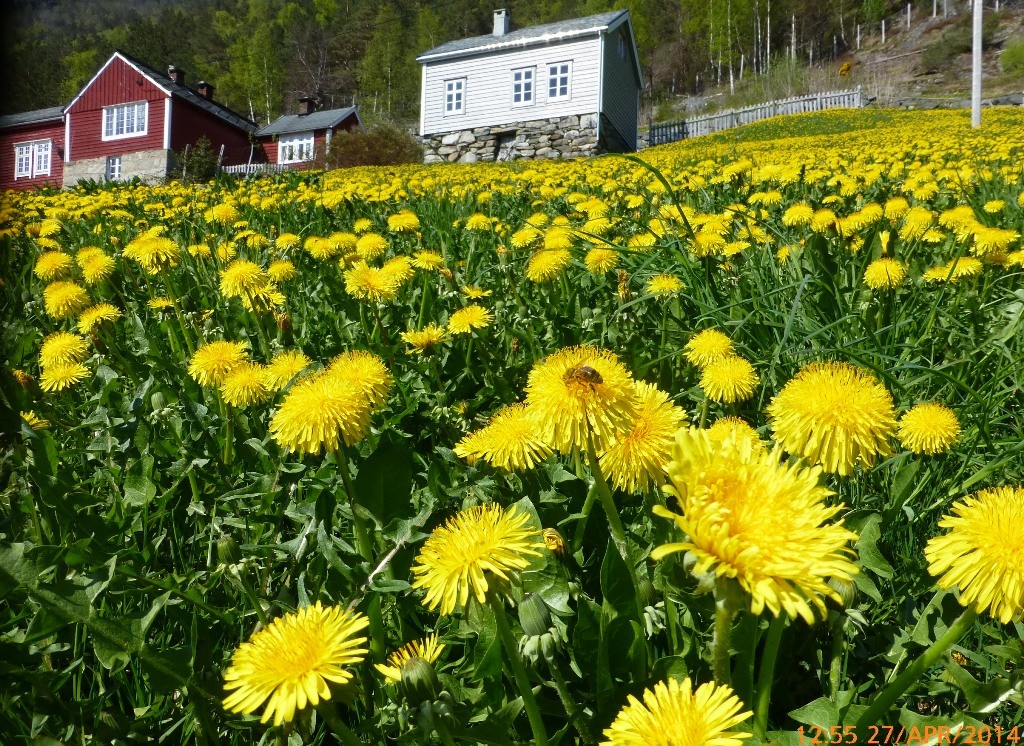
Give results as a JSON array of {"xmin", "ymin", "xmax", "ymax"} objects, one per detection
[{"xmin": 1, "ymin": 0, "xmax": 912, "ymax": 123}]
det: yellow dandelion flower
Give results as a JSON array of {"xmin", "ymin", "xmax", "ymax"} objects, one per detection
[
  {"xmin": 270, "ymin": 370, "xmax": 374, "ymax": 453},
  {"xmin": 220, "ymin": 362, "xmax": 271, "ymax": 408},
  {"xmin": 223, "ymin": 602, "xmax": 369, "ymax": 726},
  {"xmin": 782, "ymin": 203, "xmax": 814, "ymax": 226},
  {"xmin": 454, "ymin": 403, "xmax": 552, "ymax": 471},
  {"xmin": 411, "ymin": 504, "xmax": 543, "ymax": 615},
  {"xmin": 653, "ymin": 428, "xmax": 859, "ymax": 621},
  {"xmin": 34, "ymin": 251, "xmax": 74, "ymax": 281},
  {"xmin": 461, "ymin": 285, "xmax": 491, "ymax": 299},
  {"xmin": 585, "ymin": 248, "xmax": 619, "ymax": 274},
  {"xmin": 43, "ymin": 281, "xmax": 90, "ymax": 319},
  {"xmin": 524, "ymin": 345, "xmax": 637, "ymax": 454},
  {"xmin": 12, "ymin": 369, "xmax": 35, "ymax": 388},
  {"xmin": 353, "ymin": 218, "xmax": 373, "ymax": 234},
  {"xmin": 412, "ymin": 250, "xmax": 445, "ymax": 270},
  {"xmin": 447, "ymin": 305, "xmax": 493, "ymax": 335},
  {"xmin": 188, "ymin": 341, "xmax": 249, "ymax": 387},
  {"xmin": 205, "ymin": 202, "xmax": 238, "ymax": 224},
  {"xmin": 925, "ymin": 486, "xmax": 1024, "ymax": 624},
  {"xmin": 768, "ymin": 361, "xmax": 897, "ymax": 476},
  {"xmin": 700, "ymin": 355, "xmax": 758, "ymax": 403},
  {"xmin": 326, "ymin": 350, "xmax": 393, "ymax": 407},
  {"xmin": 645, "ymin": 274, "xmax": 684, "ymax": 296},
  {"xmin": 510, "ymin": 225, "xmax": 541, "ymax": 249},
  {"xmin": 526, "ymin": 249, "xmax": 572, "ymax": 283},
  {"xmin": 267, "ymin": 260, "xmax": 296, "ymax": 282},
  {"xmin": 275, "ymin": 233, "xmax": 301, "ymax": 250},
  {"xmin": 148, "ymin": 296, "xmax": 174, "ymax": 311},
  {"xmin": 220, "ymin": 259, "xmax": 269, "ymax": 299},
  {"xmin": 899, "ymin": 206, "xmax": 933, "ymax": 240},
  {"xmin": 303, "ymin": 236, "xmax": 336, "ymax": 261},
  {"xmin": 599, "ymin": 381, "xmax": 687, "ymax": 494},
  {"xmin": 40, "ymin": 331, "xmax": 89, "ymax": 368},
  {"xmin": 81, "ymin": 253, "xmax": 115, "ymax": 285},
  {"xmin": 810, "ymin": 209, "xmax": 838, "ymax": 233},
  {"xmin": 884, "ymin": 197, "xmax": 910, "ymax": 220},
  {"xmin": 602, "ymin": 678, "xmax": 752, "ymax": 746},
  {"xmin": 21, "ymin": 410, "xmax": 49, "ymax": 430},
  {"xmin": 465, "ymin": 213, "xmax": 492, "ymax": 231},
  {"xmin": 706, "ymin": 416, "xmax": 763, "ymax": 451},
  {"xmin": 972, "ymin": 227, "xmax": 1020, "ymax": 256},
  {"xmin": 77, "ymin": 303, "xmax": 122, "ymax": 334},
  {"xmin": 897, "ymin": 402, "xmax": 960, "ymax": 455},
  {"xmin": 388, "ymin": 210, "xmax": 420, "ymax": 232},
  {"xmin": 122, "ymin": 235, "xmax": 181, "ymax": 275},
  {"xmin": 923, "ymin": 257, "xmax": 984, "ymax": 283},
  {"xmin": 356, "ymin": 233, "xmax": 389, "ymax": 260},
  {"xmin": 327, "ymin": 232, "xmax": 358, "ymax": 254},
  {"xmin": 401, "ymin": 324, "xmax": 447, "ymax": 353},
  {"xmin": 982, "ymin": 200, "xmax": 1005, "ymax": 214},
  {"xmin": 375, "ymin": 634, "xmax": 446, "ymax": 683},
  {"xmin": 863, "ymin": 258, "xmax": 907, "ymax": 290},
  {"xmin": 39, "ymin": 361, "xmax": 90, "ymax": 392},
  {"xmin": 264, "ymin": 350, "xmax": 312, "ymax": 391},
  {"xmin": 683, "ymin": 329, "xmax": 735, "ymax": 369},
  {"xmin": 344, "ymin": 261, "xmax": 401, "ymax": 303}
]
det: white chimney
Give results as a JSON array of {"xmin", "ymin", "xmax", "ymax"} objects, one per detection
[{"xmin": 493, "ymin": 9, "xmax": 509, "ymax": 36}]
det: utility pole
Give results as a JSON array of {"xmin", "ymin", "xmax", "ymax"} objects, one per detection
[{"xmin": 971, "ymin": 0, "xmax": 982, "ymax": 127}]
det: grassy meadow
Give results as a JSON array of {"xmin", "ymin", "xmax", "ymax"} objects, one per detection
[{"xmin": 1, "ymin": 107, "xmax": 1023, "ymax": 744}]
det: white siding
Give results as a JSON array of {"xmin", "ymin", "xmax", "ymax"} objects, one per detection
[
  {"xmin": 421, "ymin": 38, "xmax": 601, "ymax": 135},
  {"xmin": 600, "ymin": 26, "xmax": 641, "ymax": 150}
]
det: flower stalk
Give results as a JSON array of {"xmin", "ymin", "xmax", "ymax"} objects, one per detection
[
  {"xmin": 489, "ymin": 594, "xmax": 550, "ymax": 746},
  {"xmin": 752, "ymin": 613, "xmax": 786, "ymax": 739}
]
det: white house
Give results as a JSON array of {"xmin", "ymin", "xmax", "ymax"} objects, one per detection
[{"xmin": 417, "ymin": 9, "xmax": 642, "ymax": 163}]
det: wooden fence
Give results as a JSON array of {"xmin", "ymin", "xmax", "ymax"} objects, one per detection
[
  {"xmin": 220, "ymin": 163, "xmax": 292, "ymax": 177},
  {"xmin": 648, "ymin": 86, "xmax": 863, "ymax": 146}
]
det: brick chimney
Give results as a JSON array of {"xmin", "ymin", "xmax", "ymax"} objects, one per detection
[
  {"xmin": 196, "ymin": 81, "xmax": 214, "ymax": 100},
  {"xmin": 493, "ymin": 9, "xmax": 509, "ymax": 36},
  {"xmin": 168, "ymin": 65, "xmax": 184, "ymax": 85},
  {"xmin": 298, "ymin": 96, "xmax": 315, "ymax": 116}
]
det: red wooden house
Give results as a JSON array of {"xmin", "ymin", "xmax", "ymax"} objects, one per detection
[
  {"xmin": 0, "ymin": 106, "xmax": 65, "ymax": 191},
  {"xmin": 256, "ymin": 99, "xmax": 360, "ymax": 168},
  {"xmin": 62, "ymin": 51, "xmax": 258, "ymax": 185}
]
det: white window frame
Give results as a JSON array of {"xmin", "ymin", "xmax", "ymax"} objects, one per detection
[
  {"xmin": 102, "ymin": 101, "xmax": 149, "ymax": 141},
  {"xmin": 444, "ymin": 78, "xmax": 465, "ymax": 115},
  {"xmin": 106, "ymin": 155, "xmax": 122, "ymax": 181},
  {"xmin": 511, "ymin": 67, "xmax": 534, "ymax": 107},
  {"xmin": 547, "ymin": 61, "xmax": 572, "ymax": 101},
  {"xmin": 618, "ymin": 33, "xmax": 628, "ymax": 60},
  {"xmin": 278, "ymin": 132, "xmax": 315, "ymax": 164},
  {"xmin": 14, "ymin": 140, "xmax": 52, "ymax": 179}
]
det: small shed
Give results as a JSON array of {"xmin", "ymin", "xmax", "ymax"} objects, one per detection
[
  {"xmin": 0, "ymin": 106, "xmax": 65, "ymax": 192},
  {"xmin": 256, "ymin": 101, "xmax": 361, "ymax": 168}
]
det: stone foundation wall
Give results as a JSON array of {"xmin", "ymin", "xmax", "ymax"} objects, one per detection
[
  {"xmin": 63, "ymin": 149, "xmax": 175, "ymax": 187},
  {"xmin": 422, "ymin": 113, "xmax": 603, "ymax": 164}
]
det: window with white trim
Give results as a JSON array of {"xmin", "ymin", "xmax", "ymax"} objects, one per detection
[
  {"xmin": 106, "ymin": 156, "xmax": 122, "ymax": 181},
  {"xmin": 444, "ymin": 79, "xmax": 465, "ymax": 115},
  {"xmin": 14, "ymin": 140, "xmax": 52, "ymax": 179},
  {"xmin": 547, "ymin": 62, "xmax": 571, "ymax": 101},
  {"xmin": 102, "ymin": 101, "xmax": 148, "ymax": 140},
  {"xmin": 511, "ymin": 67, "xmax": 534, "ymax": 106},
  {"xmin": 278, "ymin": 132, "xmax": 315, "ymax": 164}
]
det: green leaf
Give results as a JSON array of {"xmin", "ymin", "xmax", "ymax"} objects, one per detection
[
  {"xmin": 353, "ymin": 432, "xmax": 414, "ymax": 527},
  {"xmin": 471, "ymin": 610, "xmax": 502, "ymax": 681},
  {"xmin": 847, "ymin": 512, "xmax": 893, "ymax": 579},
  {"xmin": 942, "ymin": 660, "xmax": 1022, "ymax": 712},
  {"xmin": 651, "ymin": 655, "xmax": 689, "ymax": 682},
  {"xmin": 896, "ymin": 707, "xmax": 989, "ymax": 738},
  {"xmin": 789, "ymin": 697, "xmax": 840, "ymax": 730},
  {"xmin": 600, "ymin": 539, "xmax": 637, "ymax": 619}
]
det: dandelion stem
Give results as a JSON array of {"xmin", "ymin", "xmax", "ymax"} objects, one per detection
[
  {"xmin": 417, "ymin": 273, "xmax": 430, "ymax": 329},
  {"xmin": 315, "ymin": 703, "xmax": 362, "ymax": 746},
  {"xmin": 712, "ymin": 581, "xmax": 738, "ymax": 686},
  {"xmin": 488, "ymin": 595, "xmax": 550, "ymax": 746},
  {"xmin": 236, "ymin": 567, "xmax": 270, "ymax": 628},
  {"xmin": 584, "ymin": 430, "xmax": 631, "ymax": 566},
  {"xmin": 551, "ymin": 663, "xmax": 596, "ymax": 744},
  {"xmin": 828, "ymin": 614, "xmax": 847, "ymax": 702},
  {"xmin": 571, "ymin": 481, "xmax": 599, "ymax": 555},
  {"xmin": 335, "ymin": 447, "xmax": 374, "ymax": 564},
  {"xmin": 223, "ymin": 403, "xmax": 235, "ymax": 466},
  {"xmin": 163, "ymin": 274, "xmax": 196, "ymax": 357},
  {"xmin": 372, "ymin": 304, "xmax": 389, "ymax": 345},
  {"xmin": 855, "ymin": 606, "xmax": 978, "ymax": 729},
  {"xmin": 752, "ymin": 613, "xmax": 786, "ymax": 739}
]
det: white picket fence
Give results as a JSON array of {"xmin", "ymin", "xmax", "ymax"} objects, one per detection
[
  {"xmin": 648, "ymin": 86, "xmax": 863, "ymax": 145},
  {"xmin": 220, "ymin": 163, "xmax": 292, "ymax": 177}
]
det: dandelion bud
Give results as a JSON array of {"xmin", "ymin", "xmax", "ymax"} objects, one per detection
[
  {"xmin": 275, "ymin": 311, "xmax": 292, "ymax": 333},
  {"xmin": 543, "ymin": 528, "xmax": 565, "ymax": 556},
  {"xmin": 400, "ymin": 657, "xmax": 443, "ymax": 707},
  {"xmin": 217, "ymin": 533, "xmax": 243, "ymax": 567},
  {"xmin": 827, "ymin": 576, "xmax": 857, "ymax": 609}
]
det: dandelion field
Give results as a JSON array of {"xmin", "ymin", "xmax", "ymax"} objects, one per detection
[{"xmin": 2, "ymin": 108, "xmax": 1024, "ymax": 744}]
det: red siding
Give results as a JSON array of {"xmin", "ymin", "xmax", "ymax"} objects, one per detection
[
  {"xmin": 258, "ymin": 116, "xmax": 359, "ymax": 169},
  {"xmin": 66, "ymin": 56, "xmax": 167, "ymax": 162},
  {"xmin": 0, "ymin": 120, "xmax": 65, "ymax": 192},
  {"xmin": 169, "ymin": 98, "xmax": 260, "ymax": 166}
]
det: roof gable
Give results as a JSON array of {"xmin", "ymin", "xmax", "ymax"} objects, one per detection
[
  {"xmin": 256, "ymin": 107, "xmax": 360, "ymax": 137},
  {"xmin": 65, "ymin": 51, "xmax": 256, "ymax": 134},
  {"xmin": 417, "ymin": 10, "xmax": 626, "ymax": 63}
]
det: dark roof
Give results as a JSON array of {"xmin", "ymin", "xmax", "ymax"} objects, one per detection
[
  {"xmin": 256, "ymin": 106, "xmax": 360, "ymax": 137},
  {"xmin": 417, "ymin": 10, "xmax": 626, "ymax": 62},
  {"xmin": 0, "ymin": 106, "xmax": 64, "ymax": 130},
  {"xmin": 117, "ymin": 51, "xmax": 257, "ymax": 134}
]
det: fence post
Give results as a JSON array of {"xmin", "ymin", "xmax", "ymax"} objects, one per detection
[
  {"xmin": 857, "ymin": 24, "xmax": 861, "ymax": 49},
  {"xmin": 906, "ymin": 3, "xmax": 911, "ymax": 29},
  {"xmin": 882, "ymin": 19, "xmax": 886, "ymax": 43},
  {"xmin": 933, "ymin": 0, "xmax": 936, "ymax": 16}
]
